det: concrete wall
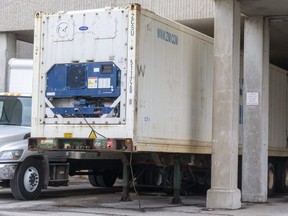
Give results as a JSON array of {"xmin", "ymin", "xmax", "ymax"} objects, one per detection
[
  {"xmin": 16, "ymin": 41, "xmax": 33, "ymax": 58},
  {"xmin": 0, "ymin": 0, "xmax": 214, "ymax": 31}
]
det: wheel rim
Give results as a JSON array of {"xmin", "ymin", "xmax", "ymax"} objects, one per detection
[
  {"xmin": 155, "ymin": 171, "xmax": 162, "ymax": 186},
  {"xmin": 23, "ymin": 167, "xmax": 40, "ymax": 192},
  {"xmin": 285, "ymin": 167, "xmax": 288, "ymax": 188},
  {"xmin": 268, "ymin": 169, "xmax": 274, "ymax": 190}
]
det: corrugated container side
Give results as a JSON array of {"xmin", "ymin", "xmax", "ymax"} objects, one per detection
[
  {"xmin": 134, "ymin": 8, "xmax": 214, "ymax": 153},
  {"xmin": 269, "ymin": 65, "xmax": 288, "ymax": 155}
]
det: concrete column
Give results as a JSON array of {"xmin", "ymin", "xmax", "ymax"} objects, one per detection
[
  {"xmin": 242, "ymin": 17, "xmax": 269, "ymax": 202},
  {"xmin": 206, "ymin": 0, "xmax": 241, "ymax": 209},
  {"xmin": 0, "ymin": 33, "xmax": 16, "ymax": 92}
]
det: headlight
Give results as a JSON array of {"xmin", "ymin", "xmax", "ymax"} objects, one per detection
[{"xmin": 0, "ymin": 150, "xmax": 24, "ymax": 160}]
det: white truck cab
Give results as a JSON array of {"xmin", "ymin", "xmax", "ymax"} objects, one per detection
[
  {"xmin": 0, "ymin": 59, "xmax": 41, "ymax": 200},
  {"xmin": 0, "ymin": 93, "xmax": 32, "ymax": 179}
]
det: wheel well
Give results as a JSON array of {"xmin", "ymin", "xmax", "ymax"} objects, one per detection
[{"xmin": 22, "ymin": 155, "xmax": 49, "ymax": 189}]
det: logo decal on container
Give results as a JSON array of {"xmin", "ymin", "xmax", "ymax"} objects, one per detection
[
  {"xmin": 157, "ymin": 28, "xmax": 178, "ymax": 45},
  {"xmin": 79, "ymin": 26, "xmax": 89, "ymax": 31}
]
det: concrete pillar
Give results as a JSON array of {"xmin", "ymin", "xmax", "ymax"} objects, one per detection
[
  {"xmin": 0, "ymin": 33, "xmax": 16, "ymax": 92},
  {"xmin": 242, "ymin": 17, "xmax": 269, "ymax": 202},
  {"xmin": 206, "ymin": 0, "xmax": 241, "ymax": 209}
]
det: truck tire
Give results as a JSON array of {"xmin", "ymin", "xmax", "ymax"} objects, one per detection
[
  {"xmin": 162, "ymin": 166, "xmax": 174, "ymax": 195},
  {"xmin": 10, "ymin": 158, "xmax": 43, "ymax": 200},
  {"xmin": 144, "ymin": 166, "xmax": 162, "ymax": 186},
  {"xmin": 96, "ymin": 174, "xmax": 117, "ymax": 187},
  {"xmin": 268, "ymin": 162, "xmax": 276, "ymax": 196},
  {"xmin": 276, "ymin": 161, "xmax": 288, "ymax": 193},
  {"xmin": 88, "ymin": 174, "xmax": 99, "ymax": 187}
]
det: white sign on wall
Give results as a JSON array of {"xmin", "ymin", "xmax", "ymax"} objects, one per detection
[{"xmin": 246, "ymin": 92, "xmax": 259, "ymax": 106}]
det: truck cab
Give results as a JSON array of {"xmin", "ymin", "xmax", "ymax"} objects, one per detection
[
  {"xmin": 0, "ymin": 94, "xmax": 32, "ymax": 183},
  {"xmin": 0, "ymin": 59, "xmax": 42, "ymax": 200},
  {"xmin": 0, "ymin": 94, "xmax": 32, "ymax": 157},
  {"xmin": 0, "ymin": 94, "xmax": 31, "ymax": 127}
]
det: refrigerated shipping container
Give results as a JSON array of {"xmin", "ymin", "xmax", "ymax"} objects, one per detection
[{"xmin": 31, "ymin": 4, "xmax": 214, "ymax": 154}]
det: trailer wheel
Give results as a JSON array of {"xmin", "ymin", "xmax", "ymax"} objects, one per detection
[
  {"xmin": 144, "ymin": 166, "xmax": 162, "ymax": 186},
  {"xmin": 10, "ymin": 158, "xmax": 43, "ymax": 200},
  {"xmin": 276, "ymin": 161, "xmax": 288, "ymax": 193},
  {"xmin": 162, "ymin": 166, "xmax": 174, "ymax": 195},
  {"xmin": 88, "ymin": 174, "xmax": 99, "ymax": 187},
  {"xmin": 96, "ymin": 174, "xmax": 117, "ymax": 187},
  {"xmin": 268, "ymin": 162, "xmax": 276, "ymax": 196}
]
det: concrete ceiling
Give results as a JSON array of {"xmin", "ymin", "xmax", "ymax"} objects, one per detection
[
  {"xmin": 180, "ymin": 0, "xmax": 288, "ymax": 70},
  {"xmin": 239, "ymin": 0, "xmax": 288, "ymax": 17},
  {"xmin": 239, "ymin": 0, "xmax": 288, "ymax": 70}
]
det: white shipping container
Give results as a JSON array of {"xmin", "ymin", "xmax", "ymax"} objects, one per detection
[
  {"xmin": 268, "ymin": 65, "xmax": 288, "ymax": 156},
  {"xmin": 32, "ymin": 4, "xmax": 214, "ymax": 154}
]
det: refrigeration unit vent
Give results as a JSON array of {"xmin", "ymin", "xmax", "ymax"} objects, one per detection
[{"xmin": 66, "ymin": 66, "xmax": 86, "ymax": 89}]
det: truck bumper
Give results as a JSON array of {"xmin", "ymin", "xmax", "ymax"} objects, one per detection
[{"xmin": 0, "ymin": 163, "xmax": 17, "ymax": 179}]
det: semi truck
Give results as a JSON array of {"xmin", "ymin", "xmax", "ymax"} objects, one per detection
[{"xmin": 3, "ymin": 4, "xmax": 288, "ymax": 201}]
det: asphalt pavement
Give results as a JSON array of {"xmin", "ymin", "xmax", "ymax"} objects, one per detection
[{"xmin": 0, "ymin": 177, "xmax": 287, "ymax": 216}]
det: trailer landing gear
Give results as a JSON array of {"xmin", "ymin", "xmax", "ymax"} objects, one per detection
[
  {"xmin": 172, "ymin": 158, "xmax": 182, "ymax": 204},
  {"xmin": 121, "ymin": 155, "xmax": 131, "ymax": 201}
]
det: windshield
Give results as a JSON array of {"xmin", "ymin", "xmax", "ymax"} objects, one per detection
[{"xmin": 0, "ymin": 96, "xmax": 31, "ymax": 126}]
